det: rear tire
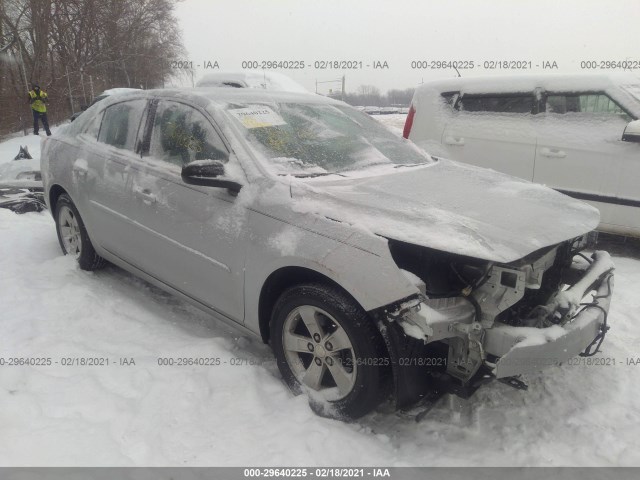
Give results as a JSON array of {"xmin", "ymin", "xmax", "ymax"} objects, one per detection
[
  {"xmin": 54, "ymin": 194, "xmax": 106, "ymax": 271},
  {"xmin": 271, "ymin": 283, "xmax": 391, "ymax": 419}
]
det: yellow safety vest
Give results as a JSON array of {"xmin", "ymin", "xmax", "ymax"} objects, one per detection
[{"xmin": 28, "ymin": 90, "xmax": 48, "ymax": 113}]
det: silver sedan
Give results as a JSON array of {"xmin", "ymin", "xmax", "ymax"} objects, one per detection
[{"xmin": 41, "ymin": 88, "xmax": 614, "ymax": 419}]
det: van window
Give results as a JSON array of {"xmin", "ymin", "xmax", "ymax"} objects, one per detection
[
  {"xmin": 546, "ymin": 93, "xmax": 630, "ymax": 120},
  {"xmin": 459, "ymin": 95, "xmax": 534, "ymax": 113},
  {"xmin": 441, "ymin": 92, "xmax": 459, "ymax": 109}
]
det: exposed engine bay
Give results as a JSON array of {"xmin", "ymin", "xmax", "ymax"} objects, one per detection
[{"xmin": 376, "ymin": 234, "xmax": 614, "ymax": 407}]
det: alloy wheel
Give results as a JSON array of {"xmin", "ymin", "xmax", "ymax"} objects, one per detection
[
  {"xmin": 58, "ymin": 205, "xmax": 83, "ymax": 257},
  {"xmin": 282, "ymin": 305, "xmax": 357, "ymax": 401}
]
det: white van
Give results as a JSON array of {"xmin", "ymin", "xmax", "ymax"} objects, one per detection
[{"xmin": 404, "ymin": 74, "xmax": 640, "ymax": 237}]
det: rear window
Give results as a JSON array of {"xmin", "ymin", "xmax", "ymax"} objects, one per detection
[
  {"xmin": 226, "ymin": 102, "xmax": 429, "ymax": 175},
  {"xmin": 546, "ymin": 93, "xmax": 630, "ymax": 120},
  {"xmin": 97, "ymin": 100, "xmax": 147, "ymax": 150},
  {"xmin": 459, "ymin": 94, "xmax": 534, "ymax": 113}
]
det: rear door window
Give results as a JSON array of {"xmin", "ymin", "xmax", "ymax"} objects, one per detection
[{"xmin": 97, "ymin": 100, "xmax": 147, "ymax": 150}]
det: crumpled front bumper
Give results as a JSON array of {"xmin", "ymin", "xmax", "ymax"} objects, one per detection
[{"xmin": 484, "ymin": 251, "xmax": 614, "ymax": 378}]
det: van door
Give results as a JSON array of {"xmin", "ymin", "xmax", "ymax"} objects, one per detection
[
  {"xmin": 534, "ymin": 92, "xmax": 640, "ymax": 235},
  {"xmin": 442, "ymin": 93, "xmax": 537, "ymax": 180}
]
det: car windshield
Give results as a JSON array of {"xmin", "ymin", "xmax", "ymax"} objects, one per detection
[{"xmin": 225, "ymin": 102, "xmax": 430, "ymax": 175}]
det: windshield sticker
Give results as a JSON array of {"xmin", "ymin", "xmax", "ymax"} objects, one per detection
[{"xmin": 228, "ymin": 106, "xmax": 287, "ymax": 129}]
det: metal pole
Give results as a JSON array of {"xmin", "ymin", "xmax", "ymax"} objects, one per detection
[
  {"xmin": 17, "ymin": 40, "xmax": 29, "ymax": 92},
  {"xmin": 80, "ymin": 68, "xmax": 87, "ymax": 104},
  {"xmin": 121, "ymin": 58, "xmax": 131, "ymax": 87},
  {"xmin": 17, "ymin": 39, "xmax": 29, "ymax": 135},
  {"xmin": 341, "ymin": 75, "xmax": 345, "ymax": 101},
  {"xmin": 89, "ymin": 75, "xmax": 94, "ymax": 98},
  {"xmin": 65, "ymin": 65, "xmax": 74, "ymax": 114}
]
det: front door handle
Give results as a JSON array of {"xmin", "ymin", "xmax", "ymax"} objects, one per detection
[
  {"xmin": 444, "ymin": 135, "xmax": 465, "ymax": 146},
  {"xmin": 540, "ymin": 147, "xmax": 567, "ymax": 158},
  {"xmin": 133, "ymin": 186, "xmax": 157, "ymax": 205}
]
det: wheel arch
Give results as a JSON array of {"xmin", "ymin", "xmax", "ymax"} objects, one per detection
[
  {"xmin": 48, "ymin": 184, "xmax": 68, "ymax": 214},
  {"xmin": 258, "ymin": 266, "xmax": 369, "ymax": 345}
]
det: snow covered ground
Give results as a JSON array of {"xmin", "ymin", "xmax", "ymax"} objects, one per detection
[
  {"xmin": 1, "ymin": 123, "xmax": 640, "ymax": 466},
  {"xmin": 375, "ymin": 114, "xmax": 407, "ymax": 136}
]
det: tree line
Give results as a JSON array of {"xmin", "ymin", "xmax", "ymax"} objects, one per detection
[{"xmin": 0, "ymin": 0, "xmax": 185, "ymax": 137}]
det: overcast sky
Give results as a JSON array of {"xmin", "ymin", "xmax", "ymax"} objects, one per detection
[{"xmin": 174, "ymin": 0, "xmax": 640, "ymax": 93}]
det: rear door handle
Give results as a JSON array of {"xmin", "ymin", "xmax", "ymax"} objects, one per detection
[
  {"xmin": 133, "ymin": 186, "xmax": 157, "ymax": 205},
  {"xmin": 540, "ymin": 147, "xmax": 567, "ymax": 158},
  {"xmin": 444, "ymin": 135, "xmax": 465, "ymax": 146}
]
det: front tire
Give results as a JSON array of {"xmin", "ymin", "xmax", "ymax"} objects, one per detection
[
  {"xmin": 271, "ymin": 283, "xmax": 390, "ymax": 419},
  {"xmin": 54, "ymin": 194, "xmax": 105, "ymax": 270}
]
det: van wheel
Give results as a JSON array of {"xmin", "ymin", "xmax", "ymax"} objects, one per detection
[
  {"xmin": 54, "ymin": 194, "xmax": 106, "ymax": 270},
  {"xmin": 271, "ymin": 283, "xmax": 390, "ymax": 419}
]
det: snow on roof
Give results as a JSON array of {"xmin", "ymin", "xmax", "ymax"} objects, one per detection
[
  {"xmin": 98, "ymin": 87, "xmax": 338, "ymax": 111},
  {"xmin": 100, "ymin": 87, "xmax": 141, "ymax": 96},
  {"xmin": 196, "ymin": 71, "xmax": 308, "ymax": 93},
  {"xmin": 412, "ymin": 73, "xmax": 640, "ymax": 119},
  {"xmin": 415, "ymin": 73, "xmax": 640, "ymax": 95}
]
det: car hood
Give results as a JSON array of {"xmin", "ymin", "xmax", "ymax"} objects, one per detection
[{"xmin": 290, "ymin": 159, "xmax": 600, "ymax": 263}]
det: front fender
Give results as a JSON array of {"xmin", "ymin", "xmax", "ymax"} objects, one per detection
[{"xmin": 243, "ymin": 209, "xmax": 420, "ymax": 335}]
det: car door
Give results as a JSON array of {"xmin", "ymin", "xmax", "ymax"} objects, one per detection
[
  {"xmin": 533, "ymin": 92, "xmax": 640, "ymax": 235},
  {"xmin": 125, "ymin": 99, "xmax": 248, "ymax": 322},
  {"xmin": 441, "ymin": 93, "xmax": 538, "ymax": 180},
  {"xmin": 83, "ymin": 98, "xmax": 149, "ymax": 258}
]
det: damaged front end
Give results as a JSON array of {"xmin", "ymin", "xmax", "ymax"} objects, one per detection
[{"xmin": 372, "ymin": 235, "xmax": 615, "ymax": 408}]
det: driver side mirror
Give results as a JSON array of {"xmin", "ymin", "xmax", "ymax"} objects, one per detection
[
  {"xmin": 181, "ymin": 160, "xmax": 242, "ymax": 193},
  {"xmin": 622, "ymin": 120, "xmax": 640, "ymax": 143}
]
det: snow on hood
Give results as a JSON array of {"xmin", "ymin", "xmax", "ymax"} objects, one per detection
[{"xmin": 290, "ymin": 159, "xmax": 599, "ymax": 263}]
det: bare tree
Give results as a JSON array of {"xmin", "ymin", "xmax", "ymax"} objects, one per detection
[{"xmin": 0, "ymin": 0, "xmax": 186, "ymax": 137}]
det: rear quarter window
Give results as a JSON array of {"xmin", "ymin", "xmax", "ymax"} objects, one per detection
[{"xmin": 546, "ymin": 93, "xmax": 631, "ymax": 121}]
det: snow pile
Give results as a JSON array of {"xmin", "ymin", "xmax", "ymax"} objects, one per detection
[
  {"xmin": 0, "ymin": 132, "xmax": 46, "ymax": 167},
  {"xmin": 373, "ymin": 113, "xmax": 408, "ymax": 136}
]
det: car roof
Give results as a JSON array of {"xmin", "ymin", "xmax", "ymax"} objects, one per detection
[
  {"xmin": 195, "ymin": 71, "xmax": 308, "ymax": 93},
  {"xmin": 100, "ymin": 87, "xmax": 343, "ymax": 110},
  {"xmin": 416, "ymin": 73, "xmax": 640, "ymax": 95},
  {"xmin": 101, "ymin": 87, "xmax": 141, "ymax": 96}
]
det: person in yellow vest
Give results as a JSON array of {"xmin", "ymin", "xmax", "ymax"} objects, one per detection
[{"xmin": 28, "ymin": 84, "xmax": 51, "ymax": 136}]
